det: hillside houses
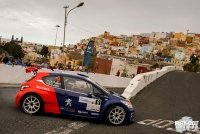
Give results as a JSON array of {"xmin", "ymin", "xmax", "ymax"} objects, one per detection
[
  {"xmin": 1, "ymin": 31, "xmax": 200, "ymax": 75},
  {"xmin": 28, "ymin": 31, "xmax": 200, "ymax": 68}
]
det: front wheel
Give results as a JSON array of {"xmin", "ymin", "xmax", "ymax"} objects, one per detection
[
  {"xmin": 21, "ymin": 94, "xmax": 43, "ymax": 115},
  {"xmin": 105, "ymin": 106, "xmax": 126, "ymax": 125}
]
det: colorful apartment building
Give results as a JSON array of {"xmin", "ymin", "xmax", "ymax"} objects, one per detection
[
  {"xmin": 172, "ymin": 32, "xmax": 186, "ymax": 41},
  {"xmin": 193, "ymin": 34, "xmax": 200, "ymax": 49}
]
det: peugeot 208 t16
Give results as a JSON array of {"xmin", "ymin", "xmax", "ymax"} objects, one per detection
[{"xmin": 15, "ymin": 68, "xmax": 134, "ymax": 125}]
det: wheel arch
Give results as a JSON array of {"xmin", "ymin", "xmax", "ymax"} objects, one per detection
[
  {"xmin": 20, "ymin": 92, "xmax": 44, "ymax": 112},
  {"xmin": 102, "ymin": 103, "xmax": 128, "ymax": 121}
]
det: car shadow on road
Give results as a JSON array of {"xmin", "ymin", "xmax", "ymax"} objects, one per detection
[{"xmin": 43, "ymin": 113, "xmax": 104, "ymax": 124}]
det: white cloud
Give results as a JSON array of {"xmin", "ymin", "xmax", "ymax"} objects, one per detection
[{"xmin": 0, "ymin": 0, "xmax": 199, "ymax": 45}]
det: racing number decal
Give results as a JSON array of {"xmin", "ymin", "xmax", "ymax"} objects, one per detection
[{"xmin": 95, "ymin": 100, "xmax": 101, "ymax": 105}]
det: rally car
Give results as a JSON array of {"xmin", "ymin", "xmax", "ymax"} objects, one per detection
[{"xmin": 15, "ymin": 67, "xmax": 134, "ymax": 125}]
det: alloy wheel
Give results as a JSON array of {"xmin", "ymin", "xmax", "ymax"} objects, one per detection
[
  {"xmin": 108, "ymin": 106, "xmax": 126, "ymax": 125},
  {"xmin": 22, "ymin": 95, "xmax": 41, "ymax": 114}
]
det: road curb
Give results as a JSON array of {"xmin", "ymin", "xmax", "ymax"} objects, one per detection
[{"xmin": 0, "ymin": 83, "xmax": 21, "ymax": 87}]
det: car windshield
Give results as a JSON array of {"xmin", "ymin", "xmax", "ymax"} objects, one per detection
[{"xmin": 86, "ymin": 78, "xmax": 110, "ymax": 93}]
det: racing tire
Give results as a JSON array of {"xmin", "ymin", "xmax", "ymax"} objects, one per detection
[
  {"xmin": 105, "ymin": 105, "xmax": 126, "ymax": 126},
  {"xmin": 21, "ymin": 94, "xmax": 43, "ymax": 115}
]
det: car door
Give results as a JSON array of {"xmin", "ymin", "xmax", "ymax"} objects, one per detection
[
  {"xmin": 57, "ymin": 76, "xmax": 108, "ymax": 118},
  {"xmin": 86, "ymin": 85, "xmax": 109, "ymax": 118},
  {"xmin": 42, "ymin": 75, "xmax": 63, "ymax": 113}
]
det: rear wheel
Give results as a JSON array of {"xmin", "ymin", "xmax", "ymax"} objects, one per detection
[
  {"xmin": 105, "ymin": 105, "xmax": 126, "ymax": 125},
  {"xmin": 21, "ymin": 94, "xmax": 43, "ymax": 115}
]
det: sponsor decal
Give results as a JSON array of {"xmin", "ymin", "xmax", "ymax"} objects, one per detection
[
  {"xmin": 91, "ymin": 113, "xmax": 99, "ymax": 116},
  {"xmin": 86, "ymin": 103, "xmax": 100, "ymax": 112},
  {"xmin": 36, "ymin": 85, "xmax": 50, "ymax": 91},
  {"xmin": 137, "ymin": 117, "xmax": 200, "ymax": 133},
  {"xmin": 60, "ymin": 106, "xmax": 70, "ymax": 110},
  {"xmin": 83, "ymin": 41, "xmax": 94, "ymax": 66},
  {"xmin": 79, "ymin": 96, "xmax": 101, "ymax": 112},
  {"xmin": 79, "ymin": 96, "xmax": 96, "ymax": 104},
  {"xmin": 65, "ymin": 98, "xmax": 72, "ymax": 107},
  {"xmin": 70, "ymin": 108, "xmax": 75, "ymax": 112},
  {"xmin": 78, "ymin": 110, "xmax": 88, "ymax": 114},
  {"xmin": 60, "ymin": 107, "xmax": 75, "ymax": 112},
  {"xmin": 79, "ymin": 97, "xmax": 101, "ymax": 105},
  {"xmin": 87, "ymin": 46, "xmax": 92, "ymax": 53}
]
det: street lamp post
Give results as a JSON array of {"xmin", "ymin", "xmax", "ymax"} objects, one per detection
[
  {"xmin": 55, "ymin": 25, "xmax": 60, "ymax": 46},
  {"xmin": 62, "ymin": 2, "xmax": 84, "ymax": 67}
]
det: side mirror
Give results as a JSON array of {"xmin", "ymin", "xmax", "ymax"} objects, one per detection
[{"xmin": 87, "ymin": 92, "xmax": 92, "ymax": 98}]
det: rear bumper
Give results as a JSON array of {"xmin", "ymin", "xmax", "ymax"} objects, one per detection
[{"xmin": 15, "ymin": 91, "xmax": 23, "ymax": 107}]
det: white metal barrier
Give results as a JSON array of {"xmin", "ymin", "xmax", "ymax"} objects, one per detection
[{"xmin": 121, "ymin": 66, "xmax": 183, "ymax": 99}]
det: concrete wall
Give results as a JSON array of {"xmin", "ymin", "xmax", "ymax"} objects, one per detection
[
  {"xmin": 0, "ymin": 65, "xmax": 33, "ymax": 84},
  {"xmin": 0, "ymin": 64, "xmax": 131, "ymax": 88}
]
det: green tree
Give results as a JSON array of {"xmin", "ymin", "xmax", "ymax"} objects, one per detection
[
  {"xmin": 183, "ymin": 54, "xmax": 199, "ymax": 72},
  {"xmin": 40, "ymin": 46, "xmax": 49, "ymax": 57},
  {"xmin": 190, "ymin": 54, "xmax": 199, "ymax": 64},
  {"xmin": 121, "ymin": 68, "xmax": 129, "ymax": 77},
  {"xmin": 2, "ymin": 41, "xmax": 24, "ymax": 58}
]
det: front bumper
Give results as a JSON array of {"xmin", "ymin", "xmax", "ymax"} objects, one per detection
[{"xmin": 126, "ymin": 109, "xmax": 135, "ymax": 124}]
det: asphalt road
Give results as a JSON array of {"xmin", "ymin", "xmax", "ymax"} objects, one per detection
[{"xmin": 0, "ymin": 71, "xmax": 200, "ymax": 134}]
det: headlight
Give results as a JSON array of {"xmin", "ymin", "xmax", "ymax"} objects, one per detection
[{"xmin": 121, "ymin": 100, "xmax": 133, "ymax": 109}]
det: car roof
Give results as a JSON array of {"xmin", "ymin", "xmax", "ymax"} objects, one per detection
[{"xmin": 37, "ymin": 71, "xmax": 89, "ymax": 79}]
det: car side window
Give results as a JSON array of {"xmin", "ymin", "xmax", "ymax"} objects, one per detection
[
  {"xmin": 63, "ymin": 76, "xmax": 93, "ymax": 94},
  {"xmin": 93, "ymin": 86, "xmax": 105, "ymax": 96},
  {"xmin": 42, "ymin": 76, "xmax": 61, "ymax": 88}
]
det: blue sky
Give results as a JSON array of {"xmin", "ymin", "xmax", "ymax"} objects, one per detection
[{"xmin": 0, "ymin": 0, "xmax": 199, "ymax": 46}]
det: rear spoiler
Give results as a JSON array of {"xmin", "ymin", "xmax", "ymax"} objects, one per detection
[{"xmin": 25, "ymin": 67, "xmax": 38, "ymax": 75}]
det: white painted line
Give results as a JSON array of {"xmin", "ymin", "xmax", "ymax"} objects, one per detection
[
  {"xmin": 58, "ymin": 129, "xmax": 73, "ymax": 134},
  {"xmin": 67, "ymin": 121, "xmax": 89, "ymax": 130},
  {"xmin": 45, "ymin": 121, "xmax": 89, "ymax": 134}
]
